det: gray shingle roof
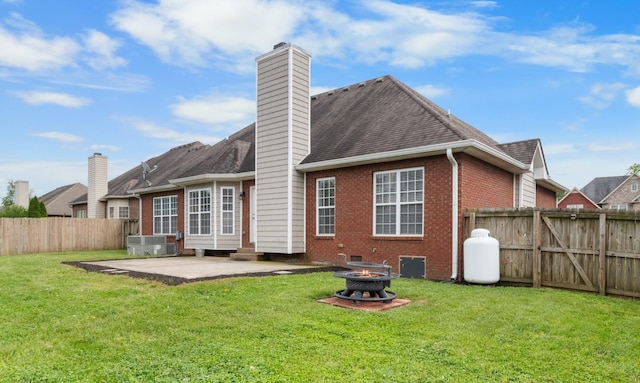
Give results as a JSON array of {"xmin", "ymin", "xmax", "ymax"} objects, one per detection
[
  {"xmin": 497, "ymin": 139, "xmax": 540, "ymax": 165},
  {"xmin": 302, "ymin": 75, "xmax": 501, "ymax": 164},
  {"xmin": 580, "ymin": 176, "xmax": 628, "ymax": 203},
  {"xmin": 98, "ymin": 74, "xmax": 546, "ymax": 198}
]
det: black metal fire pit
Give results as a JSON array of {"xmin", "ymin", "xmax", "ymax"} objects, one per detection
[{"xmin": 334, "ymin": 261, "xmax": 399, "ymax": 304}]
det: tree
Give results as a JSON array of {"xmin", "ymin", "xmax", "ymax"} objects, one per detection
[
  {"xmin": 1, "ymin": 180, "xmax": 15, "ymax": 209},
  {"xmin": 28, "ymin": 196, "xmax": 46, "ymax": 217},
  {"xmin": 627, "ymin": 163, "xmax": 640, "ymax": 175},
  {"xmin": 0, "ymin": 205, "xmax": 28, "ymax": 217}
]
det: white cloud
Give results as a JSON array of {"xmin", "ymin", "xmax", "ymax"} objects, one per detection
[
  {"xmin": 625, "ymin": 86, "xmax": 640, "ymax": 107},
  {"xmin": 170, "ymin": 94, "xmax": 255, "ymax": 125},
  {"xmin": 0, "ymin": 13, "xmax": 79, "ymax": 71},
  {"xmin": 31, "ymin": 131, "xmax": 84, "ymax": 143},
  {"xmin": 15, "ymin": 91, "xmax": 91, "ymax": 107},
  {"xmin": 82, "ymin": 29, "xmax": 126, "ymax": 70},
  {"xmin": 578, "ymin": 82, "xmax": 626, "ymax": 109},
  {"xmin": 415, "ymin": 84, "xmax": 450, "ymax": 99},
  {"xmin": 587, "ymin": 142, "xmax": 638, "ymax": 152},
  {"xmin": 123, "ymin": 117, "xmax": 222, "ymax": 145},
  {"xmin": 110, "ymin": 0, "xmax": 304, "ymax": 70},
  {"xmin": 544, "ymin": 143, "xmax": 578, "ymax": 155}
]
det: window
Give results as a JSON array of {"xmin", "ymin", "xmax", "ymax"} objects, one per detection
[
  {"xmin": 119, "ymin": 206, "xmax": 129, "ymax": 219},
  {"xmin": 610, "ymin": 204, "xmax": 628, "ymax": 211},
  {"xmin": 188, "ymin": 189, "xmax": 211, "ymax": 235},
  {"xmin": 566, "ymin": 204, "xmax": 583, "ymax": 209},
  {"xmin": 221, "ymin": 187, "xmax": 234, "ymax": 235},
  {"xmin": 76, "ymin": 210, "xmax": 86, "ymax": 218},
  {"xmin": 317, "ymin": 178, "xmax": 335, "ymax": 235},
  {"xmin": 153, "ymin": 196, "xmax": 177, "ymax": 235},
  {"xmin": 109, "ymin": 206, "xmax": 115, "ymax": 218},
  {"xmin": 374, "ymin": 168, "xmax": 423, "ymax": 236},
  {"xmin": 632, "ymin": 183, "xmax": 638, "ymax": 192}
]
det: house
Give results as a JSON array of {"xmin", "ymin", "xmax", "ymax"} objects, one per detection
[
  {"xmin": 557, "ymin": 187, "xmax": 600, "ymax": 210},
  {"xmin": 39, "ymin": 183, "xmax": 87, "ymax": 217},
  {"xmin": 72, "ymin": 43, "xmax": 565, "ymax": 280},
  {"xmin": 581, "ymin": 174, "xmax": 640, "ymax": 211}
]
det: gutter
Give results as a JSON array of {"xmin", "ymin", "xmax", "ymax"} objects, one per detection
[{"xmin": 446, "ymin": 148, "xmax": 459, "ymax": 281}]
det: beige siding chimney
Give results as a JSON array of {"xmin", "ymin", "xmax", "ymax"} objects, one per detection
[
  {"xmin": 88, "ymin": 153, "xmax": 108, "ymax": 218},
  {"xmin": 254, "ymin": 43, "xmax": 311, "ymax": 254},
  {"xmin": 14, "ymin": 180, "xmax": 29, "ymax": 208}
]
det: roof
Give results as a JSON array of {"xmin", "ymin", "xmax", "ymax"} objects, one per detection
[
  {"xmin": 302, "ymin": 76, "xmax": 503, "ymax": 164},
  {"xmin": 39, "ymin": 183, "xmax": 87, "ymax": 215},
  {"xmin": 580, "ymin": 176, "xmax": 628, "ymax": 203},
  {"xmin": 95, "ymin": 74, "xmax": 562, "ymax": 197},
  {"xmin": 497, "ymin": 139, "xmax": 540, "ymax": 165},
  {"xmin": 557, "ymin": 187, "xmax": 600, "ymax": 209}
]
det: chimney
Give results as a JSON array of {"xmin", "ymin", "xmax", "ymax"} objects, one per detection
[
  {"xmin": 254, "ymin": 43, "xmax": 311, "ymax": 254},
  {"xmin": 14, "ymin": 180, "xmax": 29, "ymax": 208},
  {"xmin": 88, "ymin": 153, "xmax": 108, "ymax": 218}
]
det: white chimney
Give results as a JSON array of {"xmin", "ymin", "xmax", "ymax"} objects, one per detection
[
  {"xmin": 254, "ymin": 43, "xmax": 311, "ymax": 254},
  {"xmin": 14, "ymin": 180, "xmax": 29, "ymax": 208},
  {"xmin": 88, "ymin": 153, "xmax": 108, "ymax": 218}
]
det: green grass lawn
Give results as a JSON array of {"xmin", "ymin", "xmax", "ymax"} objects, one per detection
[{"xmin": 0, "ymin": 251, "xmax": 638, "ymax": 382}]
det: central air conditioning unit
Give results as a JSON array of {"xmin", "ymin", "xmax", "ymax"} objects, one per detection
[{"xmin": 127, "ymin": 235, "xmax": 177, "ymax": 256}]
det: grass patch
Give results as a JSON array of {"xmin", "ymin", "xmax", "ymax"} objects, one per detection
[{"xmin": 1, "ymin": 250, "xmax": 639, "ymax": 382}]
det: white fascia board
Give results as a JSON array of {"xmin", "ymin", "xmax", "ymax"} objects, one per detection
[
  {"xmin": 535, "ymin": 177, "xmax": 567, "ymax": 193},
  {"xmin": 169, "ymin": 172, "xmax": 255, "ymax": 187},
  {"xmin": 127, "ymin": 184, "xmax": 180, "ymax": 195},
  {"xmin": 295, "ymin": 140, "xmax": 527, "ymax": 173}
]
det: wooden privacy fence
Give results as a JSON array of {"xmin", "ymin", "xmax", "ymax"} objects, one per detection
[
  {"xmin": 0, "ymin": 218, "xmax": 136, "ymax": 255},
  {"xmin": 464, "ymin": 208, "xmax": 640, "ymax": 298}
]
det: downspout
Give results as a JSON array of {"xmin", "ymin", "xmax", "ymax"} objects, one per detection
[{"xmin": 446, "ymin": 148, "xmax": 459, "ymax": 281}]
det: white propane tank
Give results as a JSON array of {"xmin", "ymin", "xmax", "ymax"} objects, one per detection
[{"xmin": 463, "ymin": 228, "xmax": 500, "ymax": 284}]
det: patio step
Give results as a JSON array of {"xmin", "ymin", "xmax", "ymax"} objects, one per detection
[{"xmin": 230, "ymin": 248, "xmax": 264, "ymax": 261}]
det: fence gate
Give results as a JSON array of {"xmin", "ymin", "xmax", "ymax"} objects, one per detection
[{"xmin": 539, "ymin": 214, "xmax": 599, "ymax": 293}]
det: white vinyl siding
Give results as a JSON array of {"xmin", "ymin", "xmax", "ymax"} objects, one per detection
[
  {"xmin": 153, "ymin": 195, "xmax": 177, "ymax": 235},
  {"xmin": 374, "ymin": 168, "xmax": 424, "ymax": 236},
  {"xmin": 317, "ymin": 178, "xmax": 335, "ymax": 235},
  {"xmin": 221, "ymin": 187, "xmax": 234, "ymax": 235},
  {"xmin": 188, "ymin": 189, "xmax": 211, "ymax": 235}
]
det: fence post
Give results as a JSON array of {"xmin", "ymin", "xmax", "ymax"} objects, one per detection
[
  {"xmin": 598, "ymin": 213, "xmax": 607, "ymax": 295},
  {"xmin": 532, "ymin": 210, "xmax": 541, "ymax": 288}
]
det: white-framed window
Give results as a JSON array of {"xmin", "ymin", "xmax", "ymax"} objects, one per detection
[
  {"xmin": 153, "ymin": 195, "xmax": 178, "ymax": 235},
  {"xmin": 631, "ymin": 183, "xmax": 638, "ymax": 192},
  {"xmin": 566, "ymin": 204, "xmax": 583, "ymax": 209},
  {"xmin": 221, "ymin": 187, "xmax": 235, "ymax": 235},
  {"xmin": 188, "ymin": 189, "xmax": 211, "ymax": 235},
  {"xmin": 610, "ymin": 204, "xmax": 628, "ymax": 211},
  {"xmin": 316, "ymin": 177, "xmax": 335, "ymax": 235},
  {"xmin": 109, "ymin": 206, "xmax": 115, "ymax": 218},
  {"xmin": 76, "ymin": 210, "xmax": 87, "ymax": 218},
  {"xmin": 374, "ymin": 167, "xmax": 424, "ymax": 236},
  {"xmin": 119, "ymin": 206, "xmax": 129, "ymax": 219}
]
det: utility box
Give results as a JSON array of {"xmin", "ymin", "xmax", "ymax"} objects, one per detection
[{"xmin": 400, "ymin": 256, "xmax": 426, "ymax": 279}]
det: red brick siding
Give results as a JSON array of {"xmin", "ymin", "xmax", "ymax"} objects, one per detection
[
  {"xmin": 304, "ymin": 156, "xmax": 454, "ymax": 280},
  {"xmin": 536, "ymin": 185, "xmax": 557, "ymax": 208},
  {"xmin": 558, "ymin": 192, "xmax": 599, "ymax": 209},
  {"xmin": 140, "ymin": 189, "xmax": 186, "ymax": 254},
  {"xmin": 241, "ymin": 179, "xmax": 255, "ymax": 248},
  {"xmin": 458, "ymin": 153, "xmax": 514, "ymax": 209}
]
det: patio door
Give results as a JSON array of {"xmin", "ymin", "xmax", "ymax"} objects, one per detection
[{"xmin": 250, "ymin": 186, "xmax": 257, "ymax": 243}]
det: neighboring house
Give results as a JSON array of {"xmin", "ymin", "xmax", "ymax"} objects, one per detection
[
  {"xmin": 557, "ymin": 187, "xmax": 600, "ymax": 210},
  {"xmin": 581, "ymin": 174, "xmax": 640, "ymax": 211},
  {"xmin": 39, "ymin": 183, "xmax": 87, "ymax": 217},
  {"xmin": 73, "ymin": 43, "xmax": 565, "ymax": 280}
]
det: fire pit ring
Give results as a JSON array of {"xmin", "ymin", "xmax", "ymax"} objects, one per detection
[{"xmin": 333, "ymin": 261, "xmax": 399, "ymax": 304}]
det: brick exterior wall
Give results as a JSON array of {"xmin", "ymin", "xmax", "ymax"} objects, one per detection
[
  {"xmin": 557, "ymin": 191, "xmax": 599, "ymax": 209},
  {"xmin": 536, "ymin": 185, "xmax": 558, "ymax": 208},
  {"xmin": 140, "ymin": 189, "xmax": 186, "ymax": 254}
]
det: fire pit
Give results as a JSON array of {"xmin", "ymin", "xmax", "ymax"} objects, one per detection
[{"xmin": 334, "ymin": 261, "xmax": 399, "ymax": 304}]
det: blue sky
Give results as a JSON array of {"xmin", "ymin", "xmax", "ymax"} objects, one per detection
[{"xmin": 1, "ymin": 0, "xmax": 639, "ymax": 201}]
